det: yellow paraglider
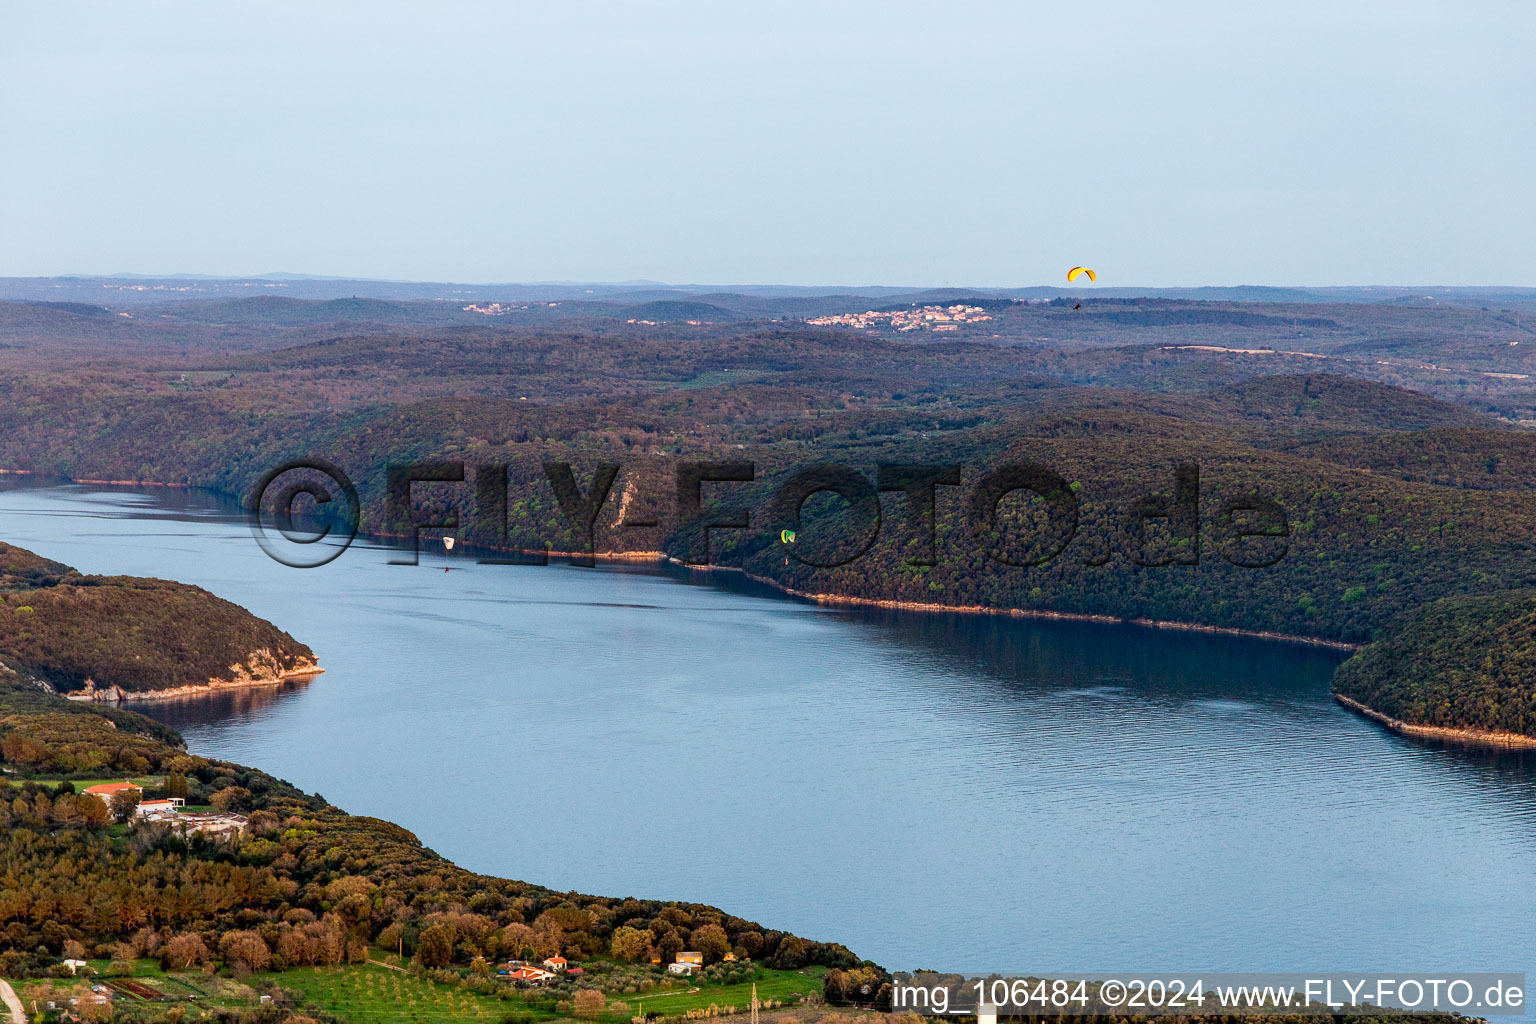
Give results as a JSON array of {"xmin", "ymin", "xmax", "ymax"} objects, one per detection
[
  {"xmin": 780, "ymin": 529, "xmax": 797, "ymax": 544},
  {"xmin": 1067, "ymin": 266, "xmax": 1097, "ymax": 283}
]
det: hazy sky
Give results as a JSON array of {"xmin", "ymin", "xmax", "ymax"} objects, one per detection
[{"xmin": 3, "ymin": 2, "xmax": 1533, "ymax": 286}]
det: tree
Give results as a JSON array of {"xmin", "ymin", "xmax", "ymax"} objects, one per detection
[
  {"xmin": 377, "ymin": 922, "xmax": 405, "ymax": 957},
  {"xmin": 50, "ymin": 794, "xmax": 83, "ymax": 826},
  {"xmin": 657, "ymin": 930, "xmax": 684, "ymax": 965},
  {"xmin": 415, "ymin": 923, "xmax": 454, "ymax": 968},
  {"xmin": 278, "ymin": 927, "xmax": 317, "ymax": 967},
  {"xmin": 0, "ymin": 733, "xmax": 49, "ymax": 765},
  {"xmin": 163, "ymin": 771, "xmax": 191, "ymax": 800},
  {"xmin": 161, "ymin": 933, "xmax": 210, "ymax": 970},
  {"xmin": 689, "ymin": 923, "xmax": 730, "ymax": 964},
  {"xmin": 218, "ymin": 930, "xmax": 271, "ymax": 972},
  {"xmin": 210, "ymin": 786, "xmax": 251, "ymax": 812},
  {"xmin": 738, "ymin": 931, "xmax": 764, "ymax": 959},
  {"xmin": 609, "ymin": 925, "xmax": 649, "ymax": 962},
  {"xmin": 574, "ymin": 990, "xmax": 607, "ymax": 1019},
  {"xmin": 78, "ymin": 793, "xmax": 109, "ymax": 828},
  {"xmin": 109, "ymin": 788, "xmax": 140, "ymax": 823},
  {"xmin": 77, "ymin": 992, "xmax": 113, "ymax": 1024},
  {"xmin": 767, "ymin": 934, "xmax": 809, "ymax": 970}
]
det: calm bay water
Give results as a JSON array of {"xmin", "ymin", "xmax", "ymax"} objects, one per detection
[{"xmin": 2, "ymin": 482, "xmax": 1533, "ymax": 972}]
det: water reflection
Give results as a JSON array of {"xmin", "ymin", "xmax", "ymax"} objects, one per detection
[{"xmin": 127, "ymin": 676, "xmax": 319, "ymax": 731}]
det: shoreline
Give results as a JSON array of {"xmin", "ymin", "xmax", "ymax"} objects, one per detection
[
  {"xmin": 68, "ymin": 665, "xmax": 325, "ymax": 704},
  {"xmin": 0, "ymin": 473, "xmax": 1409, "ymax": 652},
  {"xmin": 338, "ymin": 535, "xmax": 1367, "ymax": 651},
  {"xmin": 465, "ymin": 543, "xmax": 1363, "ymax": 651},
  {"xmin": 659, "ymin": 557, "xmax": 1362, "ymax": 651},
  {"xmin": 1333, "ymin": 693, "xmax": 1536, "ymax": 750},
  {"xmin": 0, "ymin": 468, "xmax": 1365, "ymax": 650},
  {"xmin": 0, "ymin": 468, "xmax": 191, "ymax": 488}
]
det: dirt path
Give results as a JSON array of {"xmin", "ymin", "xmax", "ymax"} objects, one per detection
[
  {"xmin": 0, "ymin": 978, "xmax": 26, "ymax": 1024},
  {"xmin": 366, "ymin": 959, "xmax": 409, "ymax": 973}
]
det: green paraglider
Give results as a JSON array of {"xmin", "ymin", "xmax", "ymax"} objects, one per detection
[{"xmin": 780, "ymin": 529, "xmax": 797, "ymax": 544}]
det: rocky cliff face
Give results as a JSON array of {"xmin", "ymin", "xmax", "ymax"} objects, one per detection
[{"xmin": 64, "ymin": 650, "xmax": 324, "ymax": 702}]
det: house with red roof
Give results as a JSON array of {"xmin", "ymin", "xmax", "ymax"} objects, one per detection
[
  {"xmin": 83, "ymin": 782, "xmax": 142, "ymax": 801},
  {"xmin": 83, "ymin": 782, "xmax": 142, "ymax": 813}
]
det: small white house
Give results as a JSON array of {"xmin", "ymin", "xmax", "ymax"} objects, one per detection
[
  {"xmin": 63, "ymin": 958, "xmax": 89, "ymax": 974},
  {"xmin": 135, "ymin": 798, "xmax": 184, "ymax": 817}
]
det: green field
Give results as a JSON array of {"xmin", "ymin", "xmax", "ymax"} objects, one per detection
[
  {"xmin": 253, "ymin": 962, "xmax": 827, "ymax": 1023},
  {"xmin": 29, "ymin": 776, "xmax": 162, "ymax": 790},
  {"xmin": 255, "ymin": 963, "xmax": 516, "ymax": 1023},
  {"xmin": 615, "ymin": 967, "xmax": 827, "ymax": 1020}
]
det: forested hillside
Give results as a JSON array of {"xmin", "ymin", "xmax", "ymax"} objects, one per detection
[
  {"xmin": 1333, "ymin": 590, "xmax": 1536, "ymax": 741},
  {"xmin": 0, "ymin": 543, "xmax": 316, "ymax": 696}
]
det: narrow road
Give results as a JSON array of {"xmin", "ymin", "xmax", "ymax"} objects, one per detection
[{"xmin": 0, "ymin": 978, "xmax": 25, "ymax": 1024}]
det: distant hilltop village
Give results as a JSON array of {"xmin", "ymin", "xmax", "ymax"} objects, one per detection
[
  {"xmin": 806, "ymin": 303, "xmax": 994, "ymax": 332},
  {"xmin": 463, "ymin": 301, "xmax": 536, "ymax": 314}
]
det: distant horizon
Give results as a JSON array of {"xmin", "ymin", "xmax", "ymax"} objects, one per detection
[{"xmin": 11, "ymin": 272, "xmax": 1536, "ymax": 293}]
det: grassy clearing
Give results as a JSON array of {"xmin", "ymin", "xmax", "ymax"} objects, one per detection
[
  {"xmin": 610, "ymin": 967, "xmax": 827, "ymax": 1020},
  {"xmin": 28, "ymin": 775, "xmax": 162, "ymax": 790},
  {"xmin": 256, "ymin": 962, "xmax": 514, "ymax": 1023}
]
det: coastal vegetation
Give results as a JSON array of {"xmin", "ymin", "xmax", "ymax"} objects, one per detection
[
  {"xmin": 0, "ymin": 545, "xmax": 316, "ymax": 698},
  {"xmin": 1333, "ymin": 590, "xmax": 1536, "ymax": 742}
]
